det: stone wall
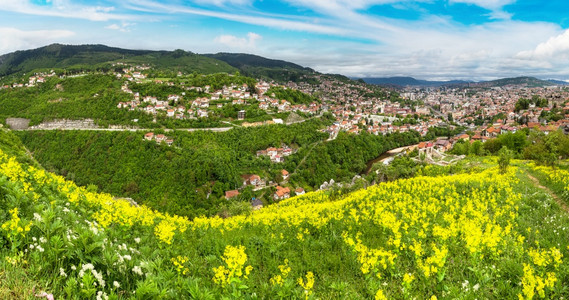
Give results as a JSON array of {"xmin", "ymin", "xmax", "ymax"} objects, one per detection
[
  {"xmin": 6, "ymin": 118, "xmax": 31, "ymax": 130},
  {"xmin": 28, "ymin": 119, "xmax": 99, "ymax": 130}
]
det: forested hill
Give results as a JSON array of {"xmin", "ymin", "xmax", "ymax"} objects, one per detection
[
  {"xmin": 0, "ymin": 44, "xmax": 326, "ymax": 83},
  {"xmin": 195, "ymin": 52, "xmax": 317, "ymax": 82},
  {"xmin": 0, "ymin": 44, "xmax": 237, "ymax": 77},
  {"xmin": 204, "ymin": 53, "xmax": 311, "ymax": 71},
  {"xmin": 471, "ymin": 76, "xmax": 555, "ymax": 88}
]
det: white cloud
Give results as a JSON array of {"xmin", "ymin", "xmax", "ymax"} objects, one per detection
[
  {"xmin": 0, "ymin": 0, "xmax": 563, "ymax": 80},
  {"xmin": 448, "ymin": 0, "xmax": 515, "ymax": 10},
  {"xmin": 126, "ymin": 0, "xmax": 569, "ymax": 79},
  {"xmin": 516, "ymin": 29, "xmax": 569, "ymax": 60},
  {"xmin": 0, "ymin": 0, "xmax": 134, "ymax": 21},
  {"xmin": 126, "ymin": 0, "xmax": 351, "ymax": 35},
  {"xmin": 0, "ymin": 27, "xmax": 75, "ymax": 54},
  {"xmin": 105, "ymin": 22, "xmax": 135, "ymax": 32},
  {"xmin": 214, "ymin": 32, "xmax": 262, "ymax": 50},
  {"xmin": 193, "ymin": 0, "xmax": 253, "ymax": 6}
]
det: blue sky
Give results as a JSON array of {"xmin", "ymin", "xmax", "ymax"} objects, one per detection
[{"xmin": 1, "ymin": 0, "xmax": 568, "ymax": 80}]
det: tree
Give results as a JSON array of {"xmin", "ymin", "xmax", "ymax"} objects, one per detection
[
  {"xmin": 471, "ymin": 141, "xmax": 483, "ymax": 156},
  {"xmin": 498, "ymin": 147, "xmax": 512, "ymax": 174},
  {"xmin": 483, "ymin": 138, "xmax": 502, "ymax": 154}
]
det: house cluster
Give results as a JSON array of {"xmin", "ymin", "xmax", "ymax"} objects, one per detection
[
  {"xmin": 416, "ymin": 117, "xmax": 569, "ymax": 156},
  {"xmin": 223, "ymin": 168, "xmax": 303, "ymax": 209},
  {"xmin": 1, "ymin": 71, "xmax": 57, "ymax": 89},
  {"xmin": 409, "ymin": 85, "xmax": 569, "ymax": 127},
  {"xmin": 256, "ymin": 145, "xmax": 294, "ymax": 163},
  {"xmin": 113, "ymin": 64, "xmax": 151, "ymax": 82},
  {"xmin": 114, "ymin": 77, "xmax": 323, "ymax": 121},
  {"xmin": 241, "ymin": 174, "xmax": 266, "ymax": 190},
  {"xmin": 305, "ymin": 74, "xmax": 569, "ymax": 140},
  {"xmin": 143, "ymin": 132, "xmax": 174, "ymax": 146}
]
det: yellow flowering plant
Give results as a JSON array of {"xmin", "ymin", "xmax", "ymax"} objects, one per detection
[
  {"xmin": 212, "ymin": 245, "xmax": 253, "ymax": 288},
  {"xmin": 1, "ymin": 207, "xmax": 32, "ymax": 250}
]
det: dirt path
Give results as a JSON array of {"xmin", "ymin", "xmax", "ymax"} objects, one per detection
[
  {"xmin": 293, "ymin": 141, "xmax": 322, "ymax": 175},
  {"xmin": 527, "ymin": 174, "xmax": 569, "ymax": 213}
]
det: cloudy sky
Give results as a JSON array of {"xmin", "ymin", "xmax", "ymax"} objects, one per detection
[{"xmin": 0, "ymin": 0, "xmax": 568, "ymax": 80}]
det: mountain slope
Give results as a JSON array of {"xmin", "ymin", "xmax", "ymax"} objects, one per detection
[
  {"xmin": 472, "ymin": 76, "xmax": 554, "ymax": 88},
  {"xmin": 0, "ymin": 44, "xmax": 237, "ymax": 77},
  {"xmin": 361, "ymin": 76, "xmax": 558, "ymax": 88},
  {"xmin": 1, "ymin": 127, "xmax": 569, "ymax": 298},
  {"xmin": 361, "ymin": 77, "xmax": 471, "ymax": 87},
  {"xmin": 205, "ymin": 52, "xmax": 317, "ymax": 82}
]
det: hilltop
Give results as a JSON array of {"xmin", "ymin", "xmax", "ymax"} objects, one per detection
[
  {"xmin": 0, "ymin": 44, "xmax": 326, "ymax": 83},
  {"xmin": 204, "ymin": 53, "xmax": 316, "ymax": 83},
  {"xmin": 0, "ymin": 44, "xmax": 238, "ymax": 78}
]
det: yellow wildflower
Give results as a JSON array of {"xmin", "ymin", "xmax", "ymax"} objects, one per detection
[
  {"xmin": 375, "ymin": 289, "xmax": 387, "ymax": 300},
  {"xmin": 298, "ymin": 271, "xmax": 315, "ymax": 297}
]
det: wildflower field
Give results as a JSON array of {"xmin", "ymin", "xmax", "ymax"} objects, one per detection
[{"xmin": 1, "ymin": 137, "xmax": 569, "ymax": 298}]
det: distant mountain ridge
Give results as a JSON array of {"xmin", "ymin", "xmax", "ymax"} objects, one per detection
[
  {"xmin": 361, "ymin": 76, "xmax": 471, "ymax": 87},
  {"xmin": 361, "ymin": 76, "xmax": 566, "ymax": 88},
  {"xmin": 469, "ymin": 76, "xmax": 558, "ymax": 88}
]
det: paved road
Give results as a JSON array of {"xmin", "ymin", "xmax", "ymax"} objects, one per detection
[
  {"xmin": 22, "ymin": 113, "xmax": 322, "ymax": 132},
  {"xmin": 24, "ymin": 126, "xmax": 234, "ymax": 132}
]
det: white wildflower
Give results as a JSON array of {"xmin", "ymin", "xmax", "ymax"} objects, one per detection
[
  {"xmin": 462, "ymin": 280, "xmax": 469, "ymax": 290},
  {"xmin": 71, "ymin": 265, "xmax": 77, "ymax": 271},
  {"xmin": 37, "ymin": 245, "xmax": 44, "ymax": 252},
  {"xmin": 123, "ymin": 255, "xmax": 131, "ymax": 261},
  {"xmin": 59, "ymin": 268, "xmax": 67, "ymax": 277},
  {"xmin": 132, "ymin": 265, "xmax": 143, "ymax": 276},
  {"xmin": 91, "ymin": 269, "xmax": 105, "ymax": 287},
  {"xmin": 134, "ymin": 237, "xmax": 141, "ymax": 244},
  {"xmin": 33, "ymin": 213, "xmax": 42, "ymax": 222},
  {"xmin": 113, "ymin": 281, "xmax": 120, "ymax": 289},
  {"xmin": 96, "ymin": 291, "xmax": 109, "ymax": 300},
  {"xmin": 79, "ymin": 263, "xmax": 94, "ymax": 277},
  {"xmin": 39, "ymin": 237, "xmax": 47, "ymax": 244},
  {"xmin": 473, "ymin": 283, "xmax": 480, "ymax": 291}
]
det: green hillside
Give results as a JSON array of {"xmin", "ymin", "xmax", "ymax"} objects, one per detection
[
  {"xmin": 204, "ymin": 53, "xmax": 317, "ymax": 83},
  {"xmin": 15, "ymin": 122, "xmax": 328, "ymax": 218},
  {"xmin": 1, "ymin": 128, "xmax": 569, "ymax": 299},
  {"xmin": 0, "ymin": 72, "xmax": 260, "ymax": 128},
  {"xmin": 15, "ymin": 126, "xmax": 421, "ymax": 218},
  {"xmin": 0, "ymin": 44, "xmax": 237, "ymax": 77},
  {"xmin": 475, "ymin": 76, "xmax": 554, "ymax": 88}
]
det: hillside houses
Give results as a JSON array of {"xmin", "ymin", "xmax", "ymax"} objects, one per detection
[
  {"xmin": 114, "ymin": 79, "xmax": 322, "ymax": 121},
  {"xmin": 274, "ymin": 186, "xmax": 290, "ymax": 200},
  {"xmin": 241, "ymin": 174, "xmax": 265, "ymax": 190},
  {"xmin": 256, "ymin": 146, "xmax": 294, "ymax": 163},
  {"xmin": 144, "ymin": 132, "xmax": 174, "ymax": 146}
]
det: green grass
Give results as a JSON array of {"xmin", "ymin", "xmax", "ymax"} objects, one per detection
[{"xmin": 0, "ymin": 257, "xmax": 37, "ymax": 300}]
